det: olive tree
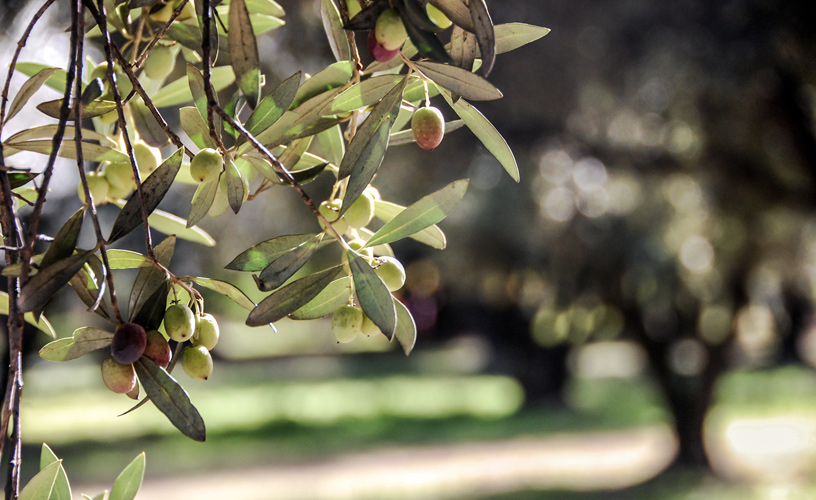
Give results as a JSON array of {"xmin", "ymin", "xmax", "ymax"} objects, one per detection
[{"xmin": 0, "ymin": 0, "xmax": 547, "ymax": 497}]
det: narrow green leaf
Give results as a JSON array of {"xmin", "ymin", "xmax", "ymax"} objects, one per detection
[
  {"xmin": 229, "ymin": 0, "xmax": 261, "ymax": 108},
  {"xmin": 320, "ymin": 0, "xmax": 351, "ymax": 62},
  {"xmin": 187, "ymin": 277, "xmax": 255, "ymax": 311},
  {"xmin": 413, "ymin": 61, "xmax": 501, "ymax": 101},
  {"xmin": 246, "ymin": 265, "xmax": 343, "ymax": 326},
  {"xmin": 186, "ymin": 177, "xmax": 219, "ymax": 228},
  {"xmin": 15, "ymin": 63, "xmax": 67, "ymax": 93},
  {"xmin": 180, "ymin": 107, "xmax": 218, "ymax": 149},
  {"xmin": 6, "ymin": 139, "xmax": 129, "ymax": 163},
  {"xmin": 366, "ymin": 179, "xmax": 468, "ymax": 248},
  {"xmin": 187, "ymin": 64, "xmax": 215, "ymax": 128},
  {"xmin": 195, "ymin": 0, "xmax": 220, "ymax": 62},
  {"xmin": 244, "ymin": 0, "xmax": 284, "ymax": 17},
  {"xmin": 340, "ymin": 117, "xmax": 392, "ymax": 216},
  {"xmin": 109, "ymin": 148, "xmax": 184, "ymax": 242},
  {"xmin": 224, "ymin": 158, "xmax": 246, "ymax": 214},
  {"xmin": 347, "ymin": 251, "xmax": 396, "ymax": 338},
  {"xmin": 394, "ymin": 299, "xmax": 417, "ymax": 355},
  {"xmin": 6, "ymin": 125, "xmax": 116, "ymax": 148},
  {"xmin": 245, "ymin": 71, "xmax": 301, "ymax": 137},
  {"xmin": 150, "ymin": 66, "xmax": 235, "ymax": 108},
  {"xmin": 131, "ymin": 281, "xmax": 169, "ymax": 332},
  {"xmin": 373, "ymin": 200, "xmax": 446, "ymax": 249},
  {"xmin": 39, "ymin": 327, "xmax": 113, "ymax": 362},
  {"xmin": 291, "ymin": 61, "xmax": 353, "ymax": 109},
  {"xmin": 144, "ymin": 208, "xmax": 216, "ymax": 246},
  {"xmin": 135, "ymin": 358, "xmax": 206, "ymax": 441},
  {"xmin": 108, "ymin": 453, "xmax": 145, "ymax": 500},
  {"xmin": 338, "ymin": 76, "xmax": 406, "ymax": 179},
  {"xmin": 225, "ymin": 233, "xmax": 316, "ymax": 272},
  {"xmin": 397, "ymin": 0, "xmax": 442, "ymax": 33},
  {"xmin": 315, "ymin": 124, "xmax": 345, "ymax": 165},
  {"xmin": 289, "ymin": 276, "xmax": 352, "ymax": 320},
  {"xmin": 40, "ymin": 208, "xmax": 84, "ymax": 272},
  {"xmin": 253, "ymin": 237, "xmax": 319, "ymax": 292},
  {"xmin": 494, "ymin": 23, "xmax": 551, "ymax": 55},
  {"xmin": 343, "ymin": 1, "xmax": 383, "ymax": 30},
  {"xmin": 442, "ymin": 91, "xmax": 518, "ymax": 181},
  {"xmin": 41, "ymin": 444, "xmax": 71, "ymax": 500},
  {"xmin": 68, "ymin": 256, "xmax": 111, "ymax": 322},
  {"xmin": 35, "ymin": 99, "xmax": 117, "ymax": 120},
  {"xmin": 18, "ymin": 460, "xmax": 60, "ymax": 500},
  {"xmin": 330, "ymin": 75, "xmax": 405, "ymax": 114},
  {"xmin": 450, "ymin": 25, "xmax": 477, "ymax": 73},
  {"xmin": 8, "ymin": 171, "xmax": 37, "ymax": 189},
  {"xmin": 469, "ymin": 0, "xmax": 495, "ymax": 76},
  {"xmin": 90, "ymin": 492, "xmax": 108, "ymax": 500},
  {"xmin": 8, "ymin": 68, "xmax": 59, "ymax": 122},
  {"xmin": 19, "ymin": 249, "xmax": 94, "ymax": 313},
  {"xmin": 106, "ymin": 250, "xmax": 151, "ymax": 269},
  {"xmin": 128, "ymin": 236, "xmax": 174, "ymax": 323}
]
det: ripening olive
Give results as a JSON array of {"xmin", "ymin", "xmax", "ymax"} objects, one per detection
[
  {"xmin": 133, "ymin": 141, "xmax": 161, "ymax": 174},
  {"xmin": 163, "ymin": 303, "xmax": 196, "ymax": 342},
  {"xmin": 361, "ymin": 313, "xmax": 381, "ymax": 337},
  {"xmin": 78, "ymin": 171, "xmax": 109, "ymax": 205},
  {"xmin": 111, "ymin": 322, "xmax": 147, "ymax": 365},
  {"xmin": 331, "ymin": 305, "xmax": 363, "ymax": 343},
  {"xmin": 190, "ymin": 148, "xmax": 223, "ymax": 183},
  {"xmin": 411, "ymin": 106, "xmax": 445, "ymax": 150},
  {"xmin": 181, "ymin": 345, "xmax": 213, "ymax": 380},
  {"xmin": 344, "ymin": 191, "xmax": 375, "ymax": 228},
  {"xmin": 367, "ymin": 30, "xmax": 400, "ymax": 63},
  {"xmin": 193, "ymin": 313, "xmax": 220, "ymax": 350},
  {"xmin": 374, "ymin": 9, "xmax": 407, "ymax": 51},
  {"xmin": 318, "ymin": 199, "xmax": 349, "ymax": 234},
  {"xmin": 143, "ymin": 329, "xmax": 172, "ymax": 368},
  {"xmin": 143, "ymin": 45, "xmax": 175, "ymax": 80},
  {"xmin": 101, "ymin": 357, "xmax": 137, "ymax": 394},
  {"xmin": 374, "ymin": 256, "xmax": 406, "ymax": 291}
]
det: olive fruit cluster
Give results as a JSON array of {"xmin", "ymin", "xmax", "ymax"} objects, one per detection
[
  {"xmin": 78, "ymin": 140, "xmax": 162, "ymax": 204},
  {"xmin": 102, "ymin": 323, "xmax": 172, "ymax": 394},
  {"xmin": 367, "ymin": 8, "xmax": 407, "ymax": 62},
  {"xmin": 331, "ymin": 305, "xmax": 382, "ymax": 343},
  {"xmin": 163, "ymin": 303, "xmax": 219, "ymax": 381}
]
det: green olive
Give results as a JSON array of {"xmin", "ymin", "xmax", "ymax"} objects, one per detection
[
  {"xmin": 331, "ymin": 305, "xmax": 363, "ymax": 343},
  {"xmin": 163, "ymin": 303, "xmax": 196, "ymax": 342},
  {"xmin": 181, "ymin": 345, "xmax": 213, "ymax": 380},
  {"xmin": 374, "ymin": 9, "xmax": 408, "ymax": 51}
]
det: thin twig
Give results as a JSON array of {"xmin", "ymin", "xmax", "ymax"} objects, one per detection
[{"xmin": 132, "ymin": 0, "xmax": 190, "ymax": 70}]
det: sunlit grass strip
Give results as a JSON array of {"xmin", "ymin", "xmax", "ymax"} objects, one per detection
[{"xmin": 22, "ymin": 374, "xmax": 524, "ymax": 444}]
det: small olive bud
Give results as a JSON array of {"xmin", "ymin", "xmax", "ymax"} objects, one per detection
[
  {"xmin": 181, "ymin": 345, "xmax": 213, "ymax": 380},
  {"xmin": 111, "ymin": 322, "xmax": 147, "ymax": 365},
  {"xmin": 163, "ymin": 303, "xmax": 196, "ymax": 342},
  {"xmin": 101, "ymin": 357, "xmax": 137, "ymax": 394}
]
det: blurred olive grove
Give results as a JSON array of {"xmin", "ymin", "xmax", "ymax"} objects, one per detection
[{"xmin": 2, "ymin": 0, "xmax": 816, "ymax": 497}]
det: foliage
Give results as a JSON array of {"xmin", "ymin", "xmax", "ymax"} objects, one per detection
[{"xmin": 0, "ymin": 0, "xmax": 547, "ymax": 496}]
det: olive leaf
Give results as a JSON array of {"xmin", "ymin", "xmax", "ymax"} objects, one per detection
[
  {"xmin": 7, "ymin": 68, "xmax": 59, "ymax": 122},
  {"xmin": 195, "ymin": 0, "xmax": 219, "ymax": 61},
  {"xmin": 128, "ymin": 236, "xmax": 175, "ymax": 323},
  {"xmin": 187, "ymin": 176, "xmax": 220, "ymax": 228},
  {"xmin": 106, "ymin": 250, "xmax": 151, "ymax": 269},
  {"xmin": 320, "ymin": 0, "xmax": 351, "ymax": 62},
  {"xmin": 450, "ymin": 25, "xmax": 477, "ymax": 74},
  {"xmin": 246, "ymin": 265, "xmax": 343, "ymax": 326},
  {"xmin": 340, "ymin": 116, "xmax": 392, "ymax": 217},
  {"xmin": 5, "ymin": 139, "xmax": 129, "ymax": 164},
  {"xmin": 401, "ymin": 9, "xmax": 452, "ymax": 63},
  {"xmin": 413, "ymin": 61, "xmax": 502, "ymax": 101},
  {"xmin": 108, "ymin": 452, "xmax": 145, "ymax": 500},
  {"xmin": 17, "ymin": 460, "xmax": 61, "ymax": 500},
  {"xmin": 187, "ymin": 63, "xmax": 221, "ymax": 134},
  {"xmin": 69, "ymin": 255, "xmax": 111, "ymax": 321},
  {"xmin": 14, "ymin": 63, "xmax": 68, "ymax": 93},
  {"xmin": 393, "ymin": 299, "xmax": 417, "ymax": 355},
  {"xmin": 131, "ymin": 98, "xmax": 169, "ymax": 148},
  {"xmin": 134, "ymin": 358, "xmax": 206, "ymax": 442},
  {"xmin": 253, "ymin": 236, "xmax": 320, "ymax": 292},
  {"xmin": 469, "ymin": 0, "xmax": 495, "ymax": 76},
  {"xmin": 81, "ymin": 77, "xmax": 105, "ymax": 105},
  {"xmin": 493, "ymin": 23, "xmax": 551, "ymax": 55},
  {"xmin": 366, "ymin": 179, "xmax": 468, "ymax": 248},
  {"xmin": 225, "ymin": 233, "xmax": 316, "ymax": 272},
  {"xmin": 315, "ymin": 124, "xmax": 345, "ymax": 165},
  {"xmin": 229, "ymin": 0, "xmax": 261, "ymax": 108},
  {"xmin": 39, "ymin": 327, "xmax": 113, "ymax": 362},
  {"xmin": 329, "ymin": 75, "xmax": 405, "ymax": 114},
  {"xmin": 0, "ymin": 291, "xmax": 57, "ymax": 337},
  {"xmin": 397, "ymin": 0, "xmax": 442, "ymax": 32},
  {"xmin": 180, "ymin": 106, "xmax": 219, "ymax": 150},
  {"xmin": 244, "ymin": 71, "xmax": 301, "ymax": 137},
  {"xmin": 108, "ymin": 148, "xmax": 184, "ymax": 243},
  {"xmin": 426, "ymin": 0, "xmax": 474, "ymax": 32},
  {"xmin": 131, "ymin": 280, "xmax": 169, "ymax": 332},
  {"xmin": 347, "ymin": 250, "xmax": 396, "ymax": 338},
  {"xmin": 39, "ymin": 444, "xmax": 71, "ymax": 500},
  {"xmin": 18, "ymin": 249, "xmax": 95, "ymax": 313},
  {"xmin": 36, "ymin": 99, "xmax": 117, "ymax": 120},
  {"xmin": 187, "ymin": 276, "xmax": 256, "ymax": 311},
  {"xmin": 40, "ymin": 208, "xmax": 84, "ymax": 271},
  {"xmin": 373, "ymin": 199, "xmax": 446, "ymax": 248},
  {"xmin": 150, "ymin": 66, "xmax": 235, "ymax": 108},
  {"xmin": 224, "ymin": 157, "xmax": 246, "ymax": 214},
  {"xmin": 441, "ymin": 90, "xmax": 518, "ymax": 182},
  {"xmin": 289, "ymin": 276, "xmax": 352, "ymax": 320},
  {"xmin": 290, "ymin": 61, "xmax": 353, "ymax": 109}
]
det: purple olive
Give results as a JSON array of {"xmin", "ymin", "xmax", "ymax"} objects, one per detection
[{"xmin": 111, "ymin": 322, "xmax": 147, "ymax": 365}]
